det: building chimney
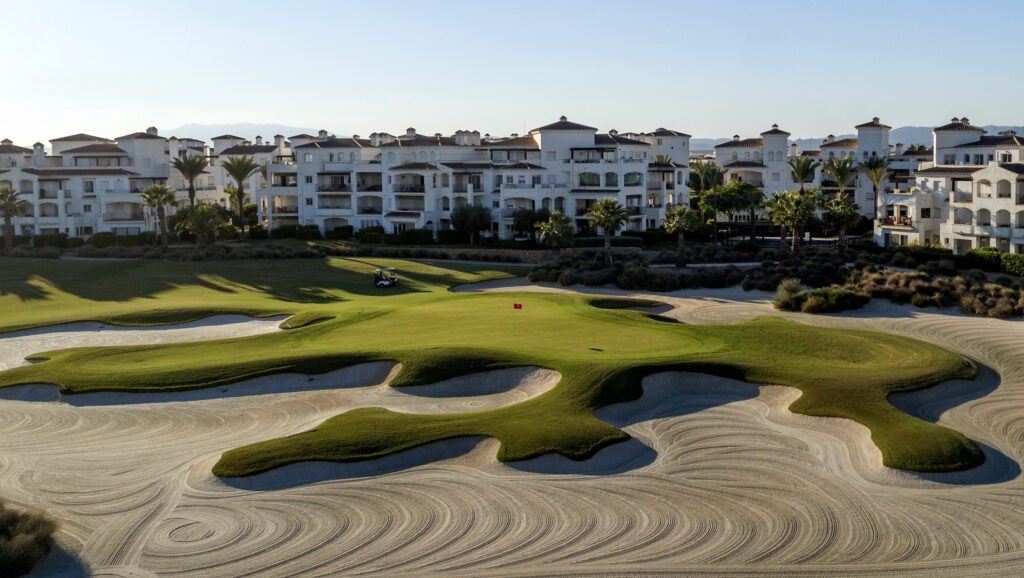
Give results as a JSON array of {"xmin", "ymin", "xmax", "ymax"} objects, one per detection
[
  {"xmin": 242, "ymin": 140, "xmax": 251, "ymax": 146},
  {"xmin": 951, "ymin": 117, "xmax": 960, "ymax": 123},
  {"xmin": 733, "ymin": 134, "xmax": 740, "ymax": 141},
  {"xmin": 146, "ymin": 126, "xmax": 158, "ymax": 136},
  {"xmin": 471, "ymin": 130, "xmax": 480, "ymax": 146},
  {"xmin": 168, "ymin": 137, "xmax": 179, "ymax": 159},
  {"xmin": 873, "ymin": 117, "xmax": 880, "ymax": 124},
  {"xmin": 961, "ymin": 117, "xmax": 970, "ymax": 124},
  {"xmin": 352, "ymin": 134, "xmax": 360, "ymax": 140},
  {"xmin": 32, "ymin": 142, "xmax": 44, "ymax": 166},
  {"xmin": 826, "ymin": 134, "xmax": 835, "ymax": 143},
  {"xmin": 255, "ymin": 136, "xmax": 263, "ymax": 145},
  {"xmin": 609, "ymin": 129, "xmax": 618, "ymax": 136},
  {"xmin": 1, "ymin": 139, "xmax": 11, "ymax": 145},
  {"xmin": 318, "ymin": 129, "xmax": 328, "ymax": 140},
  {"xmin": 895, "ymin": 143, "xmax": 904, "ymax": 155},
  {"xmin": 406, "ymin": 127, "xmax": 416, "ymax": 137},
  {"xmin": 559, "ymin": 115, "xmax": 567, "ymax": 122},
  {"xmin": 274, "ymin": 134, "xmax": 285, "ymax": 149},
  {"xmin": 370, "ymin": 132, "xmax": 379, "ymax": 146},
  {"xmin": 771, "ymin": 123, "xmax": 779, "ymax": 130},
  {"xmin": 511, "ymin": 133, "xmax": 518, "ymax": 138},
  {"xmin": 789, "ymin": 143, "xmax": 797, "ymax": 156}
]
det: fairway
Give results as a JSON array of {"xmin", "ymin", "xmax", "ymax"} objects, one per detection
[{"xmin": 0, "ymin": 256, "xmax": 983, "ymax": 474}]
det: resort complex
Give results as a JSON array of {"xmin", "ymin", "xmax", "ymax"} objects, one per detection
[{"xmin": 2, "ymin": 115, "xmax": 1024, "ymax": 254}]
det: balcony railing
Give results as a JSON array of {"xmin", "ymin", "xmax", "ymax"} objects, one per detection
[
  {"xmin": 356, "ymin": 185, "xmax": 383, "ymax": 192},
  {"xmin": 626, "ymin": 206, "xmax": 644, "ymax": 215},
  {"xmin": 317, "ymin": 185, "xmax": 351, "ymax": 192},
  {"xmin": 393, "ymin": 185, "xmax": 426, "ymax": 193},
  {"xmin": 39, "ymin": 190, "xmax": 60, "ymax": 199},
  {"xmin": 318, "ymin": 204, "xmax": 352, "ymax": 210},
  {"xmin": 878, "ymin": 216, "xmax": 913, "ymax": 227},
  {"xmin": 357, "ymin": 207, "xmax": 383, "ymax": 214},
  {"xmin": 271, "ymin": 206, "xmax": 298, "ymax": 214},
  {"xmin": 103, "ymin": 213, "xmax": 144, "ymax": 221}
]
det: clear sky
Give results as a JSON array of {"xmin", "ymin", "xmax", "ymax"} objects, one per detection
[{"xmin": 4, "ymin": 0, "xmax": 1022, "ymax": 145}]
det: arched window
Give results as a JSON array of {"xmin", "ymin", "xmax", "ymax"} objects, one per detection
[
  {"xmin": 442, "ymin": 197, "xmax": 450, "ymax": 211},
  {"xmin": 767, "ymin": 151, "xmax": 775, "ymax": 162},
  {"xmin": 624, "ymin": 172, "xmax": 643, "ymax": 187},
  {"xmin": 349, "ymin": 152, "xmax": 356, "ymax": 162},
  {"xmin": 744, "ymin": 152, "xmax": 751, "ymax": 161},
  {"xmin": 605, "ymin": 172, "xmax": 618, "ymax": 187},
  {"xmin": 863, "ymin": 151, "xmax": 869, "ymax": 161},
  {"xmin": 578, "ymin": 172, "xmax": 600, "ymax": 187}
]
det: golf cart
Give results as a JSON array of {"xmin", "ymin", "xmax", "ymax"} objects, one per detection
[{"xmin": 374, "ymin": 267, "xmax": 399, "ymax": 288}]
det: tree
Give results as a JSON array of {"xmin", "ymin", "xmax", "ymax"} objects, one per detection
[
  {"xmin": 655, "ymin": 154, "xmax": 673, "ymax": 164},
  {"xmin": 450, "ymin": 204, "xmax": 492, "ymax": 245},
  {"xmin": 139, "ymin": 184, "xmax": 177, "ymax": 252},
  {"xmin": 859, "ymin": 155, "xmax": 892, "ymax": 221},
  {"xmin": 512, "ymin": 207, "xmax": 549, "ymax": 238},
  {"xmin": 661, "ymin": 204, "xmax": 699, "ymax": 266},
  {"xmin": 728, "ymin": 181, "xmax": 764, "ymax": 239},
  {"xmin": 766, "ymin": 189, "xmax": 818, "ymax": 252},
  {"xmin": 0, "ymin": 185, "xmax": 29, "ymax": 253},
  {"xmin": 786, "ymin": 156, "xmax": 820, "ymax": 195},
  {"xmin": 173, "ymin": 204, "xmax": 225, "ymax": 253},
  {"xmin": 535, "ymin": 210, "xmax": 574, "ymax": 250},
  {"xmin": 689, "ymin": 160, "xmax": 726, "ymax": 222},
  {"xmin": 170, "ymin": 153, "xmax": 208, "ymax": 208},
  {"xmin": 822, "ymin": 156, "xmax": 861, "ymax": 246},
  {"xmin": 585, "ymin": 197, "xmax": 628, "ymax": 265},
  {"xmin": 821, "ymin": 193, "xmax": 862, "ymax": 247},
  {"xmin": 220, "ymin": 155, "xmax": 262, "ymax": 239}
]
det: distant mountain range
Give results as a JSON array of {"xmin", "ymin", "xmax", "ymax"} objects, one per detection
[
  {"xmin": 692, "ymin": 125, "xmax": 1024, "ymax": 153},
  {"xmin": 168, "ymin": 123, "xmax": 1024, "ymax": 153}
]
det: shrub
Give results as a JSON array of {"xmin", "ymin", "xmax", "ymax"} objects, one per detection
[
  {"xmin": 85, "ymin": 232, "xmax": 117, "ymax": 248},
  {"xmin": 800, "ymin": 294, "xmax": 829, "ymax": 313},
  {"xmin": 773, "ymin": 278, "xmax": 804, "ymax": 310},
  {"xmin": 403, "ymin": 228, "xmax": 434, "ymax": 245},
  {"xmin": 357, "ymin": 231, "xmax": 381, "ymax": 244},
  {"xmin": 573, "ymin": 235, "xmax": 644, "ymax": 248},
  {"xmin": 965, "ymin": 247, "xmax": 1003, "ymax": 272},
  {"xmin": 65, "ymin": 237, "xmax": 85, "ymax": 248},
  {"xmin": 219, "ymin": 224, "xmax": 239, "ymax": 240},
  {"xmin": 325, "ymin": 225, "xmax": 354, "ymax": 240},
  {"xmin": 249, "ymin": 224, "xmax": 268, "ymax": 239},
  {"xmin": 34, "ymin": 233, "xmax": 67, "ymax": 248},
  {"xmin": 1001, "ymin": 252, "xmax": 1024, "ymax": 277},
  {"xmin": 436, "ymin": 229, "xmax": 469, "ymax": 245},
  {"xmin": 270, "ymin": 225, "xmax": 298, "ymax": 239},
  {"xmin": 615, "ymin": 262, "xmax": 648, "ymax": 290},
  {"xmin": 296, "ymin": 225, "xmax": 322, "ymax": 240},
  {"xmin": 557, "ymin": 270, "xmax": 575, "ymax": 286},
  {"xmin": 117, "ymin": 232, "xmax": 156, "ymax": 247}
]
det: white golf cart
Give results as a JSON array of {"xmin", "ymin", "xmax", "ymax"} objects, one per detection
[{"xmin": 374, "ymin": 267, "xmax": 399, "ymax": 288}]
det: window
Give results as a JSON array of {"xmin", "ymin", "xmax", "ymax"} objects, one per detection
[
  {"xmin": 920, "ymin": 208, "xmax": 931, "ymax": 219},
  {"xmin": 506, "ymin": 175, "xmax": 514, "ymax": 184},
  {"xmin": 578, "ymin": 172, "xmax": 601, "ymax": 187},
  {"xmin": 863, "ymin": 152, "xmax": 869, "ymax": 161},
  {"xmin": 624, "ymin": 172, "xmax": 643, "ymax": 187},
  {"xmin": 771, "ymin": 172, "xmax": 780, "ymax": 182},
  {"xmin": 546, "ymin": 151, "xmax": 556, "ymax": 161},
  {"xmin": 732, "ymin": 153, "xmax": 738, "ymax": 161},
  {"xmin": 303, "ymin": 153, "xmax": 313, "ymax": 163},
  {"xmin": 83, "ymin": 204, "xmax": 92, "ymax": 213},
  {"xmin": 304, "ymin": 176, "xmax": 313, "ymax": 184},
  {"xmin": 605, "ymin": 172, "xmax": 618, "ymax": 187},
  {"xmin": 305, "ymin": 198, "xmax": 313, "ymax": 206},
  {"xmin": 974, "ymin": 155, "xmax": 985, "ymax": 165},
  {"xmin": 1001, "ymin": 153, "xmax": 1012, "ymax": 162},
  {"xmin": 492, "ymin": 201, "xmax": 500, "ymax": 208},
  {"xmin": 532, "ymin": 176, "xmax": 541, "ymax": 186},
  {"xmin": 943, "ymin": 154, "xmax": 956, "ymax": 165},
  {"xmin": 963, "ymin": 154, "xmax": 970, "ymax": 164},
  {"xmin": 767, "ymin": 151, "xmax": 774, "ymax": 162},
  {"xmin": 657, "ymin": 139, "xmax": 663, "ymax": 145},
  {"xmin": 84, "ymin": 180, "xmax": 94, "ymax": 193}
]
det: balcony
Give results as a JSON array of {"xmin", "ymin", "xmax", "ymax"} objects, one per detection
[
  {"xmin": 356, "ymin": 185, "xmax": 383, "ymax": 192},
  {"xmin": 103, "ymin": 213, "xmax": 144, "ymax": 222},
  {"xmin": 357, "ymin": 206, "xmax": 383, "ymax": 214},
  {"xmin": 952, "ymin": 195, "xmax": 974, "ymax": 205},
  {"xmin": 951, "ymin": 224, "xmax": 974, "ymax": 235},
  {"xmin": 626, "ymin": 206, "xmax": 644, "ymax": 216},
  {"xmin": 317, "ymin": 185, "xmax": 351, "ymax": 192},
  {"xmin": 271, "ymin": 206, "xmax": 298, "ymax": 215},
  {"xmin": 39, "ymin": 190, "xmax": 60, "ymax": 199},
  {"xmin": 393, "ymin": 185, "xmax": 425, "ymax": 193},
  {"xmin": 878, "ymin": 215, "xmax": 913, "ymax": 228}
]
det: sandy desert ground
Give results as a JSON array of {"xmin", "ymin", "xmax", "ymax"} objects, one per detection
[{"xmin": 3, "ymin": 285, "xmax": 1023, "ymax": 576}]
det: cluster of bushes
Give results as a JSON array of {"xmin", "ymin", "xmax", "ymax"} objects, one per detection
[
  {"xmin": 84, "ymin": 232, "xmax": 156, "ymax": 248},
  {"xmin": 965, "ymin": 246, "xmax": 1024, "ymax": 277},
  {"xmin": 526, "ymin": 252, "xmax": 745, "ymax": 292},
  {"xmin": 0, "ymin": 499, "xmax": 57, "ymax": 577},
  {"xmin": 651, "ymin": 243, "xmax": 785, "ymax": 267},
  {"xmin": 2, "ymin": 246, "xmax": 62, "ymax": 259},
  {"xmin": 841, "ymin": 267, "xmax": 1023, "ymax": 318},
  {"xmin": 773, "ymin": 278, "xmax": 870, "ymax": 313},
  {"xmin": 70, "ymin": 243, "xmax": 322, "ymax": 261},
  {"xmin": 249, "ymin": 224, "xmax": 269, "ymax": 239},
  {"xmin": 324, "ymin": 225, "xmax": 354, "ymax": 240},
  {"xmin": 314, "ymin": 243, "xmax": 526, "ymax": 263},
  {"xmin": 571, "ymin": 235, "xmax": 644, "ymax": 248},
  {"xmin": 741, "ymin": 250, "xmax": 852, "ymax": 292}
]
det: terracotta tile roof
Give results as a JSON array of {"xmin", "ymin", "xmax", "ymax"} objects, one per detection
[
  {"xmin": 1001, "ymin": 163, "xmax": 1024, "ymax": 174},
  {"xmin": 933, "ymin": 118, "xmax": 985, "ymax": 133},
  {"xmin": 295, "ymin": 137, "xmax": 374, "ymax": 149},
  {"xmin": 946, "ymin": 135, "xmax": 1024, "ymax": 148},
  {"xmin": 531, "ymin": 116, "xmax": 598, "ymax": 133},
  {"xmin": 0, "ymin": 143, "xmax": 32, "ymax": 154},
  {"xmin": 483, "ymin": 135, "xmax": 538, "ymax": 148},
  {"xmin": 220, "ymin": 145, "xmax": 278, "ymax": 155},
  {"xmin": 439, "ymin": 162, "xmax": 494, "ymax": 171},
  {"xmin": 914, "ymin": 165, "xmax": 985, "ymax": 175},
  {"xmin": 760, "ymin": 124, "xmax": 791, "ymax": 136},
  {"xmin": 801, "ymin": 150, "xmax": 822, "ymax": 157},
  {"xmin": 647, "ymin": 161, "xmax": 685, "ymax": 170},
  {"xmin": 289, "ymin": 134, "xmax": 316, "ymax": 139},
  {"xmin": 648, "ymin": 128, "xmax": 691, "ymax": 138},
  {"xmin": 499, "ymin": 162, "xmax": 546, "ymax": 170},
  {"xmin": 855, "ymin": 118, "xmax": 892, "ymax": 129},
  {"xmin": 50, "ymin": 133, "xmax": 110, "ymax": 143},
  {"xmin": 820, "ymin": 138, "xmax": 859, "ymax": 148},
  {"xmin": 715, "ymin": 137, "xmax": 763, "ymax": 149},
  {"xmin": 211, "ymin": 134, "xmax": 244, "ymax": 140},
  {"xmin": 378, "ymin": 135, "xmax": 459, "ymax": 148},
  {"xmin": 63, "ymin": 144, "xmax": 129, "ymax": 155},
  {"xmin": 116, "ymin": 131, "xmax": 166, "ymax": 141},
  {"xmin": 390, "ymin": 162, "xmax": 439, "ymax": 171},
  {"xmin": 596, "ymin": 134, "xmax": 650, "ymax": 146},
  {"xmin": 903, "ymin": 148, "xmax": 932, "ymax": 156},
  {"xmin": 22, "ymin": 168, "xmax": 138, "ymax": 176},
  {"xmin": 724, "ymin": 161, "xmax": 766, "ymax": 168}
]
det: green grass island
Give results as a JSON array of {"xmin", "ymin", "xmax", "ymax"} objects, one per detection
[{"xmin": 0, "ymin": 256, "xmax": 984, "ymax": 477}]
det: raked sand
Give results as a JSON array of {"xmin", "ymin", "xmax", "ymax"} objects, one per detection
[{"xmin": 4, "ymin": 284, "xmax": 1024, "ymax": 576}]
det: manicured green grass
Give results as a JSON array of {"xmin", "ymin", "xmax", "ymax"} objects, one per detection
[{"xmin": 0, "ymin": 256, "xmax": 984, "ymax": 475}]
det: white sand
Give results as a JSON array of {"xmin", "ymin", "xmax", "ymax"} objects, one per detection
[{"xmin": 5, "ymin": 285, "xmax": 1024, "ymax": 576}]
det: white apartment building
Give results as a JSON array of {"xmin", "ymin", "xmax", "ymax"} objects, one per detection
[
  {"xmin": 260, "ymin": 117, "xmax": 690, "ymax": 238},
  {"xmin": 876, "ymin": 117, "xmax": 1024, "ymax": 253}
]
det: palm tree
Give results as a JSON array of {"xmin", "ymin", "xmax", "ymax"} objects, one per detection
[
  {"xmin": 140, "ymin": 184, "xmax": 177, "ymax": 252},
  {"xmin": 859, "ymin": 155, "xmax": 892, "ymax": 221},
  {"xmin": 786, "ymin": 156, "xmax": 821, "ymax": 195},
  {"xmin": 822, "ymin": 193, "xmax": 862, "ymax": 247},
  {"xmin": 534, "ymin": 210, "xmax": 573, "ymax": 250},
  {"xmin": 0, "ymin": 185, "xmax": 29, "ymax": 253},
  {"xmin": 174, "ymin": 204, "xmax": 225, "ymax": 253},
  {"xmin": 585, "ymin": 198, "xmax": 628, "ymax": 265},
  {"xmin": 766, "ymin": 189, "xmax": 818, "ymax": 252},
  {"xmin": 730, "ymin": 181, "xmax": 764, "ymax": 240},
  {"xmin": 654, "ymin": 154, "xmax": 673, "ymax": 164},
  {"xmin": 170, "ymin": 153, "xmax": 208, "ymax": 208},
  {"xmin": 220, "ymin": 155, "xmax": 261, "ymax": 238},
  {"xmin": 661, "ymin": 204, "xmax": 699, "ymax": 266},
  {"xmin": 822, "ymin": 156, "xmax": 861, "ymax": 246}
]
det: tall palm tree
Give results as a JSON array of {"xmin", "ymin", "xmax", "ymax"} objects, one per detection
[
  {"xmin": 822, "ymin": 156, "xmax": 861, "ymax": 245},
  {"xmin": 786, "ymin": 156, "xmax": 821, "ymax": 195},
  {"xmin": 220, "ymin": 155, "xmax": 261, "ymax": 238},
  {"xmin": 661, "ymin": 204, "xmax": 699, "ymax": 266},
  {"xmin": 534, "ymin": 210, "xmax": 573, "ymax": 250},
  {"xmin": 585, "ymin": 198, "xmax": 628, "ymax": 265},
  {"xmin": 730, "ymin": 181, "xmax": 764, "ymax": 240},
  {"xmin": 174, "ymin": 204, "xmax": 225, "ymax": 254},
  {"xmin": 705, "ymin": 165, "xmax": 728, "ymax": 244},
  {"xmin": 766, "ymin": 189, "xmax": 818, "ymax": 252},
  {"xmin": 822, "ymin": 193, "xmax": 862, "ymax": 247},
  {"xmin": 0, "ymin": 185, "xmax": 29, "ymax": 253},
  {"xmin": 140, "ymin": 184, "xmax": 177, "ymax": 252},
  {"xmin": 654, "ymin": 154, "xmax": 673, "ymax": 164},
  {"xmin": 859, "ymin": 155, "xmax": 892, "ymax": 221},
  {"xmin": 170, "ymin": 153, "xmax": 208, "ymax": 208}
]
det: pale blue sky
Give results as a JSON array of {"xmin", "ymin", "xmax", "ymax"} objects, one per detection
[{"xmin": 4, "ymin": 0, "xmax": 1021, "ymax": 144}]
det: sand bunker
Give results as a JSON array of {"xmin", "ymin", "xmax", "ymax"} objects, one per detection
[{"xmin": 3, "ymin": 286, "xmax": 1023, "ymax": 576}]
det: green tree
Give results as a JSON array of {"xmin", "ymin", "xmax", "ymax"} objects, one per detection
[
  {"xmin": 766, "ymin": 189, "xmax": 818, "ymax": 252},
  {"xmin": 859, "ymin": 155, "xmax": 892, "ymax": 221},
  {"xmin": 170, "ymin": 153, "xmax": 208, "ymax": 208},
  {"xmin": 139, "ymin": 184, "xmax": 177, "ymax": 252},
  {"xmin": 450, "ymin": 204, "xmax": 493, "ymax": 245},
  {"xmin": 822, "ymin": 193, "xmax": 862, "ymax": 247},
  {"xmin": 661, "ymin": 204, "xmax": 699, "ymax": 265},
  {"xmin": 585, "ymin": 197, "xmax": 628, "ymax": 265},
  {"xmin": 689, "ymin": 160, "xmax": 727, "ymax": 225},
  {"xmin": 727, "ymin": 181, "xmax": 764, "ymax": 239},
  {"xmin": 822, "ymin": 156, "xmax": 861, "ymax": 246},
  {"xmin": 220, "ymin": 155, "xmax": 262, "ymax": 238},
  {"xmin": 512, "ymin": 207, "xmax": 549, "ymax": 238},
  {"xmin": 534, "ymin": 210, "xmax": 574, "ymax": 250},
  {"xmin": 0, "ymin": 185, "xmax": 29, "ymax": 254},
  {"xmin": 786, "ymin": 156, "xmax": 821, "ymax": 195},
  {"xmin": 174, "ymin": 204, "xmax": 225, "ymax": 253}
]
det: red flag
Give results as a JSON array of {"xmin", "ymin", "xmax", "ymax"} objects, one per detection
[{"xmin": 513, "ymin": 303, "xmax": 522, "ymax": 310}]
